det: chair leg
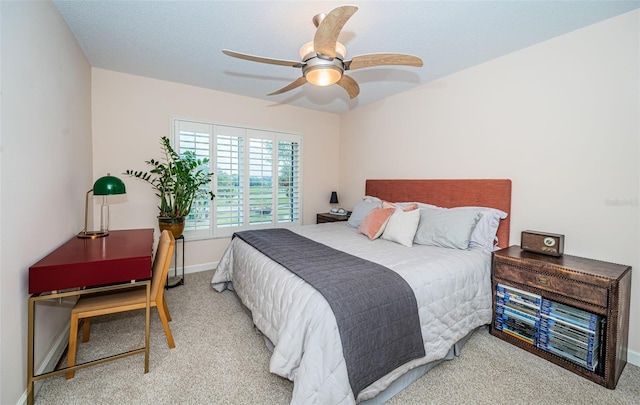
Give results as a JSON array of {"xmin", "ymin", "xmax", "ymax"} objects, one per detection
[
  {"xmin": 156, "ymin": 302, "xmax": 175, "ymax": 349},
  {"xmin": 82, "ymin": 318, "xmax": 91, "ymax": 342},
  {"xmin": 66, "ymin": 314, "xmax": 79, "ymax": 379},
  {"xmin": 162, "ymin": 298, "xmax": 172, "ymax": 322}
]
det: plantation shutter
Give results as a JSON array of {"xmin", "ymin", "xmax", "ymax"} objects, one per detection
[
  {"xmin": 276, "ymin": 134, "xmax": 300, "ymax": 224},
  {"xmin": 174, "ymin": 120, "xmax": 213, "ymax": 239},
  {"xmin": 248, "ymin": 130, "xmax": 274, "ymax": 227},
  {"xmin": 214, "ymin": 126, "xmax": 245, "ymax": 237},
  {"xmin": 174, "ymin": 118, "xmax": 302, "ymax": 239}
]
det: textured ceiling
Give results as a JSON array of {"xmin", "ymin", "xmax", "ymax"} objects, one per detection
[{"xmin": 53, "ymin": 1, "xmax": 640, "ymax": 115}]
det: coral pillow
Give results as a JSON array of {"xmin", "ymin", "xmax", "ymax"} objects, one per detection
[
  {"xmin": 382, "ymin": 201, "xmax": 418, "ymax": 211},
  {"xmin": 358, "ymin": 207, "xmax": 396, "ymax": 240}
]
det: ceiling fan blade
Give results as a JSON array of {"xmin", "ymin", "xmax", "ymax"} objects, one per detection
[
  {"xmin": 222, "ymin": 49, "xmax": 304, "ymax": 68},
  {"xmin": 267, "ymin": 76, "xmax": 308, "ymax": 96},
  {"xmin": 337, "ymin": 75, "xmax": 360, "ymax": 99},
  {"xmin": 345, "ymin": 53, "xmax": 424, "ymax": 71},
  {"xmin": 313, "ymin": 5, "xmax": 358, "ymax": 58}
]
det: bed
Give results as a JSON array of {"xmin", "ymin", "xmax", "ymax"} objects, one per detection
[{"xmin": 211, "ymin": 179, "xmax": 512, "ymax": 404}]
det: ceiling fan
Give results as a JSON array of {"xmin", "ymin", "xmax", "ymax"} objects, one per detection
[{"xmin": 222, "ymin": 5, "xmax": 423, "ymax": 99}]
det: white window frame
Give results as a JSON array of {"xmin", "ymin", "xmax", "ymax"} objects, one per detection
[{"xmin": 172, "ymin": 117, "xmax": 303, "ymax": 240}]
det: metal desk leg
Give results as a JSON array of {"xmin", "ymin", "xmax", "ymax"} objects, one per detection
[
  {"xmin": 144, "ymin": 281, "xmax": 150, "ymax": 372},
  {"xmin": 27, "ymin": 296, "xmax": 35, "ymax": 405},
  {"xmin": 166, "ymin": 235, "xmax": 184, "ymax": 288}
]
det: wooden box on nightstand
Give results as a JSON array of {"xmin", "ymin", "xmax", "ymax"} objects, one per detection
[{"xmin": 490, "ymin": 246, "xmax": 631, "ymax": 389}]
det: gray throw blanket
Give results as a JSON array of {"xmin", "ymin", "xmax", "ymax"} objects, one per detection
[{"xmin": 233, "ymin": 228, "xmax": 425, "ymax": 397}]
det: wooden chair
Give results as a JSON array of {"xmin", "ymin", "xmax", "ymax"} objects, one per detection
[{"xmin": 66, "ymin": 230, "xmax": 176, "ymax": 379}]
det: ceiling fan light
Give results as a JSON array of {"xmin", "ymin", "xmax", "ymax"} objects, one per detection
[
  {"xmin": 299, "ymin": 41, "xmax": 315, "ymax": 60},
  {"xmin": 306, "ymin": 66, "xmax": 342, "ymax": 87},
  {"xmin": 299, "ymin": 41, "xmax": 347, "ymax": 60},
  {"xmin": 335, "ymin": 42, "xmax": 346, "ymax": 59}
]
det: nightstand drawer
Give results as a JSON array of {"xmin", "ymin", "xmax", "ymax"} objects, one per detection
[{"xmin": 494, "ymin": 261, "xmax": 608, "ymax": 308}]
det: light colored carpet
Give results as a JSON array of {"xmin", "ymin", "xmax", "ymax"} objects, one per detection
[{"xmin": 36, "ymin": 270, "xmax": 640, "ymax": 404}]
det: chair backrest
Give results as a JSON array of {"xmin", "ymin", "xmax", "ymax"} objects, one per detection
[{"xmin": 150, "ymin": 230, "xmax": 176, "ymax": 301}]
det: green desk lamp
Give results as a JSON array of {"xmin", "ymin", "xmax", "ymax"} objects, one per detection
[{"xmin": 78, "ymin": 174, "xmax": 126, "ymax": 239}]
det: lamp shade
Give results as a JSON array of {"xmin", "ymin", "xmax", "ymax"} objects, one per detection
[
  {"xmin": 93, "ymin": 175, "xmax": 126, "ymax": 195},
  {"xmin": 330, "ymin": 191, "xmax": 339, "ymax": 204},
  {"xmin": 305, "ymin": 65, "xmax": 342, "ymax": 87},
  {"xmin": 299, "ymin": 41, "xmax": 346, "ymax": 60}
]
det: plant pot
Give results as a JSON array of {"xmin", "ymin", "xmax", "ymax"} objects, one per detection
[{"xmin": 158, "ymin": 216, "xmax": 185, "ymax": 238}]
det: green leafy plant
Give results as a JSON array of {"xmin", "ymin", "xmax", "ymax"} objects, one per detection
[{"xmin": 125, "ymin": 136, "xmax": 214, "ymax": 219}]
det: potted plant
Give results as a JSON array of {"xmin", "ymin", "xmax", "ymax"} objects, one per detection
[{"xmin": 125, "ymin": 136, "xmax": 214, "ymax": 238}]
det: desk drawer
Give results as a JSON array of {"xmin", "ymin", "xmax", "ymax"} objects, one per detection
[{"xmin": 493, "ymin": 261, "xmax": 608, "ymax": 308}]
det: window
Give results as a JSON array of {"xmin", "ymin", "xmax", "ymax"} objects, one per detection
[{"xmin": 173, "ymin": 118, "xmax": 302, "ymax": 239}]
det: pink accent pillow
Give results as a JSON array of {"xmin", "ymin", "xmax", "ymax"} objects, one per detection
[
  {"xmin": 358, "ymin": 207, "xmax": 396, "ymax": 240},
  {"xmin": 382, "ymin": 201, "xmax": 418, "ymax": 211}
]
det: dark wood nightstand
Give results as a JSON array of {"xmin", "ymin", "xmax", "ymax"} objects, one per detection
[
  {"xmin": 316, "ymin": 212, "xmax": 351, "ymax": 224},
  {"xmin": 490, "ymin": 245, "xmax": 631, "ymax": 389}
]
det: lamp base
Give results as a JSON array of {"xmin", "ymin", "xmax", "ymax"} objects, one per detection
[{"xmin": 77, "ymin": 230, "xmax": 109, "ymax": 239}]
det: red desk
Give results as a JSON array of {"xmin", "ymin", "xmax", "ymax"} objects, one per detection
[
  {"xmin": 27, "ymin": 229, "xmax": 155, "ymax": 405},
  {"xmin": 29, "ymin": 228, "xmax": 154, "ymax": 293}
]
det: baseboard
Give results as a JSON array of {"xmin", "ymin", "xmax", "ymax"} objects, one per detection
[
  {"xmin": 628, "ymin": 347, "xmax": 640, "ymax": 368},
  {"xmin": 186, "ymin": 261, "xmax": 218, "ymax": 275},
  {"xmin": 169, "ymin": 261, "xmax": 218, "ymax": 276},
  {"xmin": 18, "ymin": 321, "xmax": 71, "ymax": 405}
]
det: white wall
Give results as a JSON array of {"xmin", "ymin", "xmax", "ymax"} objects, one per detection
[
  {"xmin": 340, "ymin": 11, "xmax": 640, "ymax": 360},
  {"xmin": 0, "ymin": 1, "xmax": 92, "ymax": 403},
  {"xmin": 91, "ymin": 68, "xmax": 340, "ymax": 268}
]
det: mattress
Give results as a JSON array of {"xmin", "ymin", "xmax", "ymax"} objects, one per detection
[{"xmin": 211, "ymin": 222, "xmax": 493, "ymax": 404}]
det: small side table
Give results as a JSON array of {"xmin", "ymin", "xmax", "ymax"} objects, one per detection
[
  {"xmin": 490, "ymin": 246, "xmax": 631, "ymax": 389},
  {"xmin": 166, "ymin": 235, "xmax": 185, "ymax": 288},
  {"xmin": 316, "ymin": 212, "xmax": 351, "ymax": 224}
]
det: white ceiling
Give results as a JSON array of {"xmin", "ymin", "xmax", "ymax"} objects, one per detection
[{"xmin": 53, "ymin": 1, "xmax": 640, "ymax": 115}]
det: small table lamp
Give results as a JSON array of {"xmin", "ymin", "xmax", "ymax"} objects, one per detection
[
  {"xmin": 77, "ymin": 174, "xmax": 126, "ymax": 239},
  {"xmin": 330, "ymin": 191, "xmax": 339, "ymax": 212}
]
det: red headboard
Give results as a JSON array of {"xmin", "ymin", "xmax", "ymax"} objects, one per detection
[{"xmin": 365, "ymin": 179, "xmax": 512, "ymax": 248}]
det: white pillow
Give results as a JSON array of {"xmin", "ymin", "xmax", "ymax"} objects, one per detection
[{"xmin": 381, "ymin": 208, "xmax": 420, "ymax": 247}]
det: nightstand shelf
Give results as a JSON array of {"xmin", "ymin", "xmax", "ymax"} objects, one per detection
[
  {"xmin": 490, "ymin": 246, "xmax": 631, "ymax": 389},
  {"xmin": 316, "ymin": 212, "xmax": 351, "ymax": 224}
]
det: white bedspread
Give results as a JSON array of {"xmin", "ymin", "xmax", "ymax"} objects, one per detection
[{"xmin": 211, "ymin": 222, "xmax": 492, "ymax": 404}]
